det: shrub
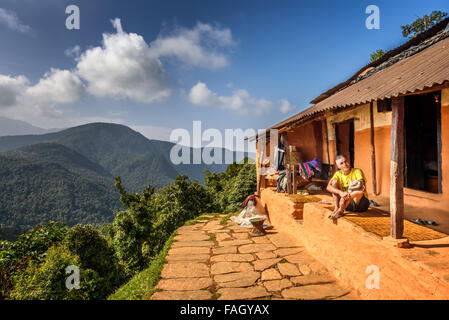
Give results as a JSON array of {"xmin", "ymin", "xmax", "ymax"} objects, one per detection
[
  {"xmin": 10, "ymin": 245, "xmax": 88, "ymax": 300},
  {"xmin": 0, "ymin": 221, "xmax": 68, "ymax": 298},
  {"xmin": 63, "ymin": 225, "xmax": 125, "ymax": 297}
]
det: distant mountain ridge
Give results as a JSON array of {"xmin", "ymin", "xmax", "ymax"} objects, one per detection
[
  {"xmin": 0, "ymin": 122, "xmax": 246, "ymax": 239},
  {"xmin": 0, "ymin": 116, "xmax": 61, "ymax": 136}
]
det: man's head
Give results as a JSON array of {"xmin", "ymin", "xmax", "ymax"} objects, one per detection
[{"xmin": 335, "ymin": 154, "xmax": 351, "ymax": 173}]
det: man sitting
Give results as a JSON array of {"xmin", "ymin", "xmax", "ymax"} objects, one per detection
[{"xmin": 326, "ymin": 154, "xmax": 370, "ymax": 220}]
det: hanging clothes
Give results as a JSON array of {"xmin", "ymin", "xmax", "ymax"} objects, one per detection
[{"xmin": 305, "ymin": 158, "xmax": 322, "ymax": 173}]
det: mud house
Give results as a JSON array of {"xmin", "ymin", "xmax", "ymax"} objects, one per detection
[{"xmin": 252, "ymin": 19, "xmax": 449, "ymax": 299}]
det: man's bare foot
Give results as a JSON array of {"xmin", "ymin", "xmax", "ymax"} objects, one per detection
[
  {"xmin": 328, "ymin": 208, "xmax": 338, "ymax": 219},
  {"xmin": 330, "ymin": 209, "xmax": 345, "ymax": 220}
]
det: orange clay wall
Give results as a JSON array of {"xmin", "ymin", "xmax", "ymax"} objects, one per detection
[
  {"xmin": 327, "ymin": 93, "xmax": 449, "ymax": 211},
  {"xmin": 287, "ymin": 121, "xmax": 324, "ymax": 162}
]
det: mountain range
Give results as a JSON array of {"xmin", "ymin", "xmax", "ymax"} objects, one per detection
[
  {"xmin": 0, "ymin": 121, "xmax": 242, "ymax": 240},
  {"xmin": 0, "ymin": 116, "xmax": 61, "ymax": 136}
]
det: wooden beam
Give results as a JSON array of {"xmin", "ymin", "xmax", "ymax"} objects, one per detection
[
  {"xmin": 370, "ymin": 101, "xmax": 379, "ymax": 196},
  {"xmin": 324, "ymin": 118, "xmax": 331, "ymax": 164},
  {"xmin": 283, "ymin": 133, "xmax": 293, "ymax": 194},
  {"xmin": 390, "ymin": 96, "xmax": 405, "ymax": 239},
  {"xmin": 257, "ymin": 140, "xmax": 266, "ymax": 196},
  {"xmin": 292, "ymin": 163, "xmax": 297, "ymax": 194}
]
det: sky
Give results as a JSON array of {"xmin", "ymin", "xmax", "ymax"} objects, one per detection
[{"xmin": 0, "ymin": 0, "xmax": 448, "ymax": 149}]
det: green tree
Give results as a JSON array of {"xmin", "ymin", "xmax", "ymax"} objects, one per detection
[
  {"xmin": 63, "ymin": 224, "xmax": 125, "ymax": 296},
  {"xmin": 112, "ymin": 177, "xmax": 157, "ymax": 276},
  {"xmin": 370, "ymin": 49, "xmax": 386, "ymax": 62},
  {"xmin": 401, "ymin": 11, "xmax": 448, "ymax": 39}
]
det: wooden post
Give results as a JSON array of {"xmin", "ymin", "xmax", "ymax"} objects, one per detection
[
  {"xmin": 283, "ymin": 133, "xmax": 293, "ymax": 194},
  {"xmin": 370, "ymin": 102, "xmax": 379, "ymax": 195},
  {"xmin": 390, "ymin": 96, "xmax": 405, "ymax": 239},
  {"xmin": 293, "ymin": 163, "xmax": 297, "ymax": 194},
  {"xmin": 257, "ymin": 139, "xmax": 266, "ymax": 196},
  {"xmin": 324, "ymin": 119, "xmax": 331, "ymax": 164}
]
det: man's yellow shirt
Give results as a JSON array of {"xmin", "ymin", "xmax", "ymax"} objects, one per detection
[{"xmin": 330, "ymin": 168, "xmax": 369, "ymax": 199}]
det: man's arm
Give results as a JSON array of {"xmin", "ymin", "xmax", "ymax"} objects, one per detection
[{"xmin": 327, "ymin": 179, "xmax": 349, "ymax": 199}]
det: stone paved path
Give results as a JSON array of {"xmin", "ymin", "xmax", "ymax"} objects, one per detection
[{"xmin": 151, "ymin": 214, "xmax": 357, "ymax": 300}]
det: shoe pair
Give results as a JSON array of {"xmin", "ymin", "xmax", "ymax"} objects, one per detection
[{"xmin": 411, "ymin": 218, "xmax": 437, "ymax": 226}]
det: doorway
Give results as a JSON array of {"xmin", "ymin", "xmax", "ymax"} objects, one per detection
[
  {"xmin": 334, "ymin": 119, "xmax": 355, "ymax": 167},
  {"xmin": 404, "ymin": 92, "xmax": 442, "ymax": 194}
]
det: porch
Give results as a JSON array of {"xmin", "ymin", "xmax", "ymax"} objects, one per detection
[{"xmin": 257, "ymin": 187, "xmax": 449, "ymax": 299}]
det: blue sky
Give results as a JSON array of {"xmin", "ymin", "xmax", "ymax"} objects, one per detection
[{"xmin": 0, "ymin": 0, "xmax": 448, "ymax": 145}]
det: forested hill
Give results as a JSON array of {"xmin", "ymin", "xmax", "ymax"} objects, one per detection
[
  {"xmin": 0, "ymin": 122, "xmax": 244, "ymax": 240},
  {"xmin": 0, "ymin": 122, "xmax": 232, "ymax": 192}
]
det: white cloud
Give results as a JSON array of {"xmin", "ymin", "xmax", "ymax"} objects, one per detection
[
  {"xmin": 64, "ymin": 45, "xmax": 81, "ymax": 58},
  {"xmin": 279, "ymin": 99, "xmax": 294, "ymax": 114},
  {"xmin": 189, "ymin": 81, "xmax": 294, "ymax": 116},
  {"xmin": 76, "ymin": 20, "xmax": 172, "ymax": 104},
  {"xmin": 0, "ymin": 8, "xmax": 31, "ymax": 33},
  {"xmin": 0, "ymin": 74, "xmax": 28, "ymax": 107},
  {"xmin": 0, "ymin": 18, "xmax": 237, "ymax": 127},
  {"xmin": 26, "ymin": 68, "xmax": 85, "ymax": 106},
  {"xmin": 149, "ymin": 22, "xmax": 235, "ymax": 69},
  {"xmin": 0, "ymin": 69, "xmax": 85, "ymax": 120}
]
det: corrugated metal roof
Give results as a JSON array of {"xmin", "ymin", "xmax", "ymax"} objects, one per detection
[
  {"xmin": 251, "ymin": 20, "xmax": 449, "ymax": 141},
  {"xmin": 310, "ymin": 18, "xmax": 449, "ymax": 104},
  {"xmin": 297, "ymin": 35, "xmax": 449, "ymax": 119}
]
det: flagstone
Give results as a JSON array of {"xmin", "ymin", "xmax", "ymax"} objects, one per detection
[
  {"xmin": 161, "ymin": 262, "xmax": 209, "ymax": 278},
  {"xmin": 253, "ymin": 258, "xmax": 282, "ymax": 271},
  {"xmin": 281, "ymin": 284, "xmax": 349, "ymax": 300},
  {"xmin": 215, "ymin": 271, "xmax": 260, "ymax": 288},
  {"xmin": 172, "ymin": 241, "xmax": 214, "ymax": 248},
  {"xmin": 284, "ymin": 252, "xmax": 316, "ymax": 265},
  {"xmin": 212, "ymin": 246, "xmax": 237, "ymax": 255},
  {"xmin": 238, "ymin": 243, "xmax": 277, "ymax": 254},
  {"xmin": 211, "ymin": 262, "xmax": 253, "ymax": 275},
  {"xmin": 166, "ymin": 254, "xmax": 210, "ymax": 263},
  {"xmin": 267, "ymin": 233, "xmax": 302, "ymax": 248},
  {"xmin": 290, "ymin": 274, "xmax": 335, "ymax": 286},
  {"xmin": 174, "ymin": 233, "xmax": 210, "ymax": 241},
  {"xmin": 255, "ymin": 251, "xmax": 278, "ymax": 259},
  {"xmin": 274, "ymin": 247, "xmax": 304, "ymax": 256},
  {"xmin": 211, "ymin": 254, "xmax": 255, "ymax": 262},
  {"xmin": 217, "ymin": 285, "xmax": 270, "ymax": 300},
  {"xmin": 263, "ymin": 279, "xmax": 293, "ymax": 292},
  {"xmin": 233, "ymin": 233, "xmax": 250, "ymax": 240},
  {"xmin": 156, "ymin": 277, "xmax": 213, "ymax": 291},
  {"xmin": 261, "ymin": 268, "xmax": 282, "ymax": 281},
  {"xmin": 298, "ymin": 264, "xmax": 312, "ymax": 275},
  {"xmin": 277, "ymin": 263, "xmax": 301, "ymax": 276},
  {"xmin": 151, "ymin": 290, "xmax": 212, "ymax": 300},
  {"xmin": 218, "ymin": 239, "xmax": 252, "ymax": 247},
  {"xmin": 216, "ymin": 233, "xmax": 231, "ymax": 241},
  {"xmin": 168, "ymin": 247, "xmax": 210, "ymax": 255},
  {"xmin": 252, "ymin": 236, "xmax": 272, "ymax": 244}
]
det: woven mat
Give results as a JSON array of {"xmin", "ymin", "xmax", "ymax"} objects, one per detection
[{"xmin": 327, "ymin": 207, "xmax": 448, "ymax": 241}]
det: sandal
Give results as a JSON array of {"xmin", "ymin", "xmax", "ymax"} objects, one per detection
[{"xmin": 411, "ymin": 218, "xmax": 425, "ymax": 225}]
